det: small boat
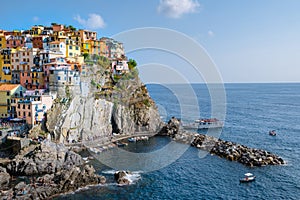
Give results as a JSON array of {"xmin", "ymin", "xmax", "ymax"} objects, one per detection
[
  {"xmin": 269, "ymin": 130, "xmax": 276, "ymax": 136},
  {"xmin": 128, "ymin": 137, "xmax": 136, "ymax": 142},
  {"xmin": 116, "ymin": 141, "xmax": 126, "ymax": 147},
  {"xmin": 240, "ymin": 173, "xmax": 256, "ymax": 183},
  {"xmin": 183, "ymin": 118, "xmax": 224, "ymax": 130}
]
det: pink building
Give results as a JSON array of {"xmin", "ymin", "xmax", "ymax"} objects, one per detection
[
  {"xmin": 16, "ymin": 93, "xmax": 54, "ymax": 126},
  {"xmin": 5, "ymin": 35, "xmax": 25, "ymax": 49},
  {"xmin": 43, "ymin": 57, "xmax": 70, "ymax": 89}
]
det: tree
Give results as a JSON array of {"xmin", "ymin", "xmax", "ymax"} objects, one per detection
[
  {"xmin": 68, "ymin": 25, "xmax": 76, "ymax": 31},
  {"xmin": 83, "ymin": 53, "xmax": 90, "ymax": 60},
  {"xmin": 128, "ymin": 59, "xmax": 137, "ymax": 70}
]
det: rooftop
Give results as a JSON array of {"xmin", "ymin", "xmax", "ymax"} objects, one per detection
[{"xmin": 0, "ymin": 84, "xmax": 19, "ymax": 91}]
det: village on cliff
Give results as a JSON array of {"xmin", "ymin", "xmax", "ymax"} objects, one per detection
[{"xmin": 0, "ymin": 24, "xmax": 130, "ymax": 141}]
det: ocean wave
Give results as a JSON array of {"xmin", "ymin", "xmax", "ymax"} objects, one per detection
[{"xmin": 102, "ymin": 170, "xmax": 143, "ymax": 185}]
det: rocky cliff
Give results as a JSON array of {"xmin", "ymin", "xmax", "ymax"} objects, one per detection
[{"xmin": 45, "ymin": 61, "xmax": 162, "ymax": 145}]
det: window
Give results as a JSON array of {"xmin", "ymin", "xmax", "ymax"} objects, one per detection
[
  {"xmin": 76, "ymin": 46, "xmax": 79, "ymax": 50},
  {"xmin": 69, "ymin": 45, "xmax": 72, "ymax": 49},
  {"xmin": 28, "ymin": 112, "xmax": 31, "ymax": 117},
  {"xmin": 7, "ymin": 91, "xmax": 10, "ymax": 96},
  {"xmin": 28, "ymin": 105, "xmax": 30, "ymax": 109},
  {"xmin": 23, "ymin": 105, "xmax": 25, "ymax": 109},
  {"xmin": 23, "ymin": 112, "xmax": 25, "ymax": 116},
  {"xmin": 57, "ymin": 76, "xmax": 61, "ymax": 80}
]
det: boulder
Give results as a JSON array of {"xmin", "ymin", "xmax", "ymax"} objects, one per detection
[
  {"xmin": 0, "ymin": 167, "xmax": 10, "ymax": 188},
  {"xmin": 114, "ymin": 171, "xmax": 131, "ymax": 185},
  {"xmin": 7, "ymin": 141, "xmax": 83, "ymax": 176}
]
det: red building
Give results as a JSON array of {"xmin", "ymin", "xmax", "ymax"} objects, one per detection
[{"xmin": 32, "ymin": 36, "xmax": 43, "ymax": 49}]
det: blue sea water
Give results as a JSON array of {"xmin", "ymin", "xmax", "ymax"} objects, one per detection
[{"xmin": 56, "ymin": 83, "xmax": 300, "ymax": 200}]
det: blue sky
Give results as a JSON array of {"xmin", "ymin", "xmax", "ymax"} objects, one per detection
[{"xmin": 1, "ymin": 0, "xmax": 300, "ymax": 83}]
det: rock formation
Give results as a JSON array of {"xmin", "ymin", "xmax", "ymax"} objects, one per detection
[
  {"xmin": 7, "ymin": 141, "xmax": 83, "ymax": 176},
  {"xmin": 0, "ymin": 141, "xmax": 106, "ymax": 199},
  {"xmin": 45, "ymin": 62, "xmax": 162, "ymax": 145},
  {"xmin": 158, "ymin": 117, "xmax": 285, "ymax": 167},
  {"xmin": 0, "ymin": 165, "xmax": 105, "ymax": 199},
  {"xmin": 114, "ymin": 171, "xmax": 132, "ymax": 185}
]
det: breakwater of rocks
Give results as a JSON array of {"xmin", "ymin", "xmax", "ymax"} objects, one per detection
[
  {"xmin": 191, "ymin": 134, "xmax": 285, "ymax": 167},
  {"xmin": 157, "ymin": 117, "xmax": 285, "ymax": 167}
]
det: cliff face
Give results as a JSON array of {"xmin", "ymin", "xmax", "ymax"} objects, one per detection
[{"xmin": 45, "ymin": 62, "xmax": 162, "ymax": 144}]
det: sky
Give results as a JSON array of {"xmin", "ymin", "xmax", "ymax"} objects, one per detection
[{"xmin": 1, "ymin": 0, "xmax": 300, "ymax": 83}]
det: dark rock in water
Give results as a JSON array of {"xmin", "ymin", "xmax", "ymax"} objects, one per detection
[
  {"xmin": 0, "ymin": 167, "xmax": 10, "ymax": 188},
  {"xmin": 157, "ymin": 117, "xmax": 180, "ymax": 138},
  {"xmin": 114, "ymin": 171, "xmax": 131, "ymax": 185}
]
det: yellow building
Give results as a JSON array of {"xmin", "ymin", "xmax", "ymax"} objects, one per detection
[
  {"xmin": 88, "ymin": 40, "xmax": 101, "ymax": 56},
  {"xmin": 81, "ymin": 42, "xmax": 91, "ymax": 55},
  {"xmin": 31, "ymin": 71, "xmax": 45, "ymax": 89},
  {"xmin": 53, "ymin": 31, "xmax": 67, "ymax": 43},
  {"xmin": 31, "ymin": 26, "xmax": 44, "ymax": 36},
  {"xmin": 0, "ymin": 49, "xmax": 12, "ymax": 83},
  {"xmin": 0, "ymin": 84, "xmax": 25, "ymax": 118},
  {"xmin": 77, "ymin": 30, "xmax": 97, "ymax": 42},
  {"xmin": 0, "ymin": 31, "xmax": 6, "ymax": 49},
  {"xmin": 99, "ymin": 39, "xmax": 108, "ymax": 57},
  {"xmin": 66, "ymin": 39, "xmax": 81, "ymax": 58}
]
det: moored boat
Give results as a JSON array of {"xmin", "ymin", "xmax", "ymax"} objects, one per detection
[
  {"xmin": 128, "ymin": 137, "xmax": 136, "ymax": 142},
  {"xmin": 269, "ymin": 130, "xmax": 276, "ymax": 136},
  {"xmin": 240, "ymin": 173, "xmax": 256, "ymax": 183},
  {"xmin": 183, "ymin": 118, "xmax": 224, "ymax": 130}
]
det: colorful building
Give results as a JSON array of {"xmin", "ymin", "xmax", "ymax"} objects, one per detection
[
  {"xmin": 88, "ymin": 39, "xmax": 101, "ymax": 56},
  {"xmin": 5, "ymin": 35, "xmax": 25, "ymax": 49},
  {"xmin": 0, "ymin": 31, "xmax": 7, "ymax": 49},
  {"xmin": 16, "ymin": 91, "xmax": 54, "ymax": 126},
  {"xmin": 0, "ymin": 84, "xmax": 25, "ymax": 118},
  {"xmin": 77, "ymin": 30, "xmax": 97, "ymax": 42},
  {"xmin": 32, "ymin": 36, "xmax": 44, "ymax": 49},
  {"xmin": 0, "ymin": 49, "xmax": 12, "ymax": 83},
  {"xmin": 66, "ymin": 39, "xmax": 81, "ymax": 58},
  {"xmin": 49, "ymin": 41, "xmax": 66, "ymax": 57}
]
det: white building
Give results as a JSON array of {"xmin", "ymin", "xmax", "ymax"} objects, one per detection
[{"xmin": 49, "ymin": 41, "xmax": 66, "ymax": 57}]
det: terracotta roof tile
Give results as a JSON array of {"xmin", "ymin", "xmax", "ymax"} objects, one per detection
[{"xmin": 0, "ymin": 84, "xmax": 20, "ymax": 91}]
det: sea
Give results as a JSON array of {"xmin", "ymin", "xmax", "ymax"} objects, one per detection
[{"xmin": 56, "ymin": 83, "xmax": 300, "ymax": 200}]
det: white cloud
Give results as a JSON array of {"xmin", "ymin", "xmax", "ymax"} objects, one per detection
[
  {"xmin": 208, "ymin": 30, "xmax": 215, "ymax": 37},
  {"xmin": 158, "ymin": 0, "xmax": 200, "ymax": 18},
  {"xmin": 74, "ymin": 13, "xmax": 105, "ymax": 30},
  {"xmin": 33, "ymin": 16, "xmax": 39, "ymax": 22}
]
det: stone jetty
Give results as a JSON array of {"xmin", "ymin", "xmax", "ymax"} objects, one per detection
[
  {"xmin": 191, "ymin": 134, "xmax": 285, "ymax": 166},
  {"xmin": 158, "ymin": 117, "xmax": 285, "ymax": 167}
]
